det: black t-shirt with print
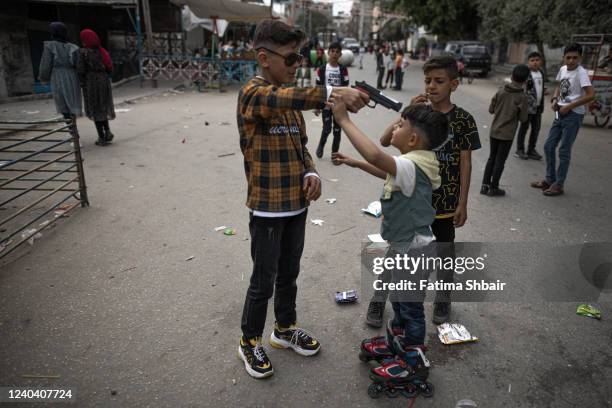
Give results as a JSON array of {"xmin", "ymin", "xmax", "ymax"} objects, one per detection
[{"xmin": 432, "ymin": 106, "xmax": 481, "ymax": 217}]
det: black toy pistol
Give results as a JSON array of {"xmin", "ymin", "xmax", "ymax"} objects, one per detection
[{"xmin": 353, "ymin": 81, "xmax": 403, "ymax": 112}]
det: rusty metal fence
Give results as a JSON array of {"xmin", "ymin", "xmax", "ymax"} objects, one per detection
[{"xmin": 0, "ymin": 118, "xmax": 88, "ymax": 259}]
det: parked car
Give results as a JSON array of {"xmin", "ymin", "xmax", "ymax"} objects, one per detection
[
  {"xmin": 444, "ymin": 41, "xmax": 481, "ymax": 56},
  {"xmin": 430, "ymin": 43, "xmax": 446, "ymax": 57},
  {"xmin": 458, "ymin": 44, "xmax": 492, "ymax": 77},
  {"xmin": 341, "ymin": 37, "xmax": 360, "ymax": 53}
]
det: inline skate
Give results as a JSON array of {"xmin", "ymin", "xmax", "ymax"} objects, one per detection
[{"xmin": 367, "ymin": 337, "xmax": 434, "ymax": 399}]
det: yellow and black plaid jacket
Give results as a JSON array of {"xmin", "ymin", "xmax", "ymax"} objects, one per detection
[{"xmin": 237, "ymin": 77, "xmax": 327, "ymax": 212}]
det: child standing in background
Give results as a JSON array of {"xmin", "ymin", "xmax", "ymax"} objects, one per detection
[{"xmin": 481, "ymin": 64, "xmax": 529, "ymax": 196}]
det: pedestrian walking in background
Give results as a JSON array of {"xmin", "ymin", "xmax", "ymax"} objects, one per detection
[
  {"xmin": 384, "ymin": 51, "xmax": 395, "ymax": 89},
  {"xmin": 296, "ymin": 58, "xmax": 312, "ymax": 87},
  {"xmin": 39, "ymin": 22, "xmax": 82, "ymax": 132},
  {"xmin": 78, "ymin": 29, "xmax": 116, "ymax": 146},
  {"xmin": 375, "ymin": 46, "xmax": 385, "ymax": 89},
  {"xmin": 393, "ymin": 50, "xmax": 405, "ymax": 90}
]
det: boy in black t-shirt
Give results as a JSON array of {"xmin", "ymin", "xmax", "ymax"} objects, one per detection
[{"xmin": 368, "ymin": 56, "xmax": 481, "ymax": 327}]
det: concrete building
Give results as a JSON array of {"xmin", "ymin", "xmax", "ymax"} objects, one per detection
[{"xmin": 0, "ymin": 0, "xmax": 181, "ymax": 99}]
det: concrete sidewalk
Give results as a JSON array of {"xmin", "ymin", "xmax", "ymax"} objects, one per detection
[{"xmin": 0, "ymin": 78, "xmax": 182, "ymax": 123}]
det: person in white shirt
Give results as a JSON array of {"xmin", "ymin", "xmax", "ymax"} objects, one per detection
[
  {"xmin": 531, "ymin": 43, "xmax": 595, "ymax": 196},
  {"xmin": 314, "ymin": 42, "xmax": 350, "ymax": 159},
  {"xmin": 515, "ymin": 51, "xmax": 546, "ymax": 160}
]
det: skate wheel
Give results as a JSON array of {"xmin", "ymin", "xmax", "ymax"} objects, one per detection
[
  {"xmin": 400, "ymin": 385, "xmax": 418, "ymax": 398},
  {"xmin": 385, "ymin": 388, "xmax": 400, "ymax": 398},
  {"xmin": 367, "ymin": 383, "xmax": 383, "ymax": 399},
  {"xmin": 358, "ymin": 352, "xmax": 370, "ymax": 362},
  {"xmin": 418, "ymin": 381, "xmax": 434, "ymax": 398}
]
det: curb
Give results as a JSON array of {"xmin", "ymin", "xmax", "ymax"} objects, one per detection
[
  {"xmin": 0, "ymin": 84, "xmax": 182, "ymax": 136},
  {"xmin": 0, "ymin": 75, "xmax": 142, "ymax": 105}
]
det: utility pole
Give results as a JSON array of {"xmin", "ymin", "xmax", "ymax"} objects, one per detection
[{"xmin": 140, "ymin": 0, "xmax": 157, "ymax": 88}]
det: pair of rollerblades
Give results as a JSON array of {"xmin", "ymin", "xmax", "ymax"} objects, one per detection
[{"xmin": 359, "ymin": 321, "xmax": 434, "ymax": 399}]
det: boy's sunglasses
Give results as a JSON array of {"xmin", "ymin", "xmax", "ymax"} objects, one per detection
[{"xmin": 257, "ymin": 47, "xmax": 303, "ymax": 66}]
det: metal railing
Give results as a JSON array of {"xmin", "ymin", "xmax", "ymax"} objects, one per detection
[
  {"xmin": 0, "ymin": 118, "xmax": 89, "ymax": 259},
  {"xmin": 140, "ymin": 55, "xmax": 258, "ymax": 88}
]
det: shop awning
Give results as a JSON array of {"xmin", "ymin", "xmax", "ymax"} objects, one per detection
[{"xmin": 170, "ymin": 0, "xmax": 271, "ymax": 21}]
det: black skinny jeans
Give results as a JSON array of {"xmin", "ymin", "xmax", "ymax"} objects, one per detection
[
  {"xmin": 319, "ymin": 109, "xmax": 342, "ymax": 153},
  {"xmin": 241, "ymin": 211, "xmax": 307, "ymax": 339},
  {"xmin": 482, "ymin": 137, "xmax": 513, "ymax": 188},
  {"xmin": 516, "ymin": 113, "xmax": 542, "ymax": 153}
]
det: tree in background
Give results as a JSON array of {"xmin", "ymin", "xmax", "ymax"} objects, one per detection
[
  {"xmin": 379, "ymin": 18, "xmax": 412, "ymax": 42},
  {"xmin": 392, "ymin": 0, "xmax": 480, "ymax": 40},
  {"xmin": 478, "ymin": 0, "xmax": 610, "ymax": 74},
  {"xmin": 296, "ymin": 10, "xmax": 331, "ymax": 38}
]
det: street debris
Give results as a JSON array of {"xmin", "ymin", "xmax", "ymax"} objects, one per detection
[
  {"xmin": 368, "ymin": 233, "xmax": 385, "ymax": 243},
  {"xmin": 185, "ymin": 256, "xmax": 195, "ymax": 261},
  {"xmin": 311, "ymin": 219, "xmax": 324, "ymax": 226},
  {"xmin": 205, "ymin": 121, "xmax": 210, "ymax": 126},
  {"xmin": 0, "ymin": 240, "xmax": 13, "ymax": 253},
  {"xmin": 218, "ymin": 121, "xmax": 231, "ymax": 126},
  {"xmin": 223, "ymin": 228, "xmax": 236, "ymax": 236},
  {"xmin": 217, "ymin": 152, "xmax": 235, "ymax": 158},
  {"xmin": 325, "ymin": 198, "xmax": 337, "ymax": 204},
  {"xmin": 335, "ymin": 290, "xmax": 358, "ymax": 303},
  {"xmin": 576, "ymin": 304, "xmax": 601, "ymax": 320},
  {"xmin": 115, "ymin": 108, "xmax": 131, "ymax": 113},
  {"xmin": 181, "ymin": 138, "xmax": 186, "ymax": 143},
  {"xmin": 438, "ymin": 323, "xmax": 479, "ymax": 345},
  {"xmin": 54, "ymin": 203, "xmax": 72, "ymax": 218},
  {"xmin": 214, "ymin": 226, "xmax": 227, "ymax": 232},
  {"xmin": 325, "ymin": 178, "xmax": 339, "ymax": 183},
  {"xmin": 331, "ymin": 225, "xmax": 355, "ymax": 236},
  {"xmin": 21, "ymin": 228, "xmax": 42, "ymax": 245},
  {"xmin": 24, "ymin": 110, "xmax": 40, "ymax": 114},
  {"xmin": 361, "ymin": 201, "xmax": 382, "ymax": 218},
  {"xmin": 455, "ymin": 400, "xmax": 478, "ymax": 408},
  {"xmin": 510, "ymin": 228, "xmax": 517, "ymax": 231},
  {"xmin": 184, "ymin": 125, "xmax": 189, "ymax": 129},
  {"xmin": 120, "ymin": 266, "xmax": 137, "ymax": 273}
]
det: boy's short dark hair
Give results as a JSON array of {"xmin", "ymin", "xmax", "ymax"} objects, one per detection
[
  {"xmin": 423, "ymin": 56, "xmax": 459, "ymax": 80},
  {"xmin": 328, "ymin": 42, "xmax": 342, "ymax": 51},
  {"xmin": 527, "ymin": 51, "xmax": 542, "ymax": 60},
  {"xmin": 401, "ymin": 104, "xmax": 448, "ymax": 150},
  {"xmin": 511, "ymin": 64, "xmax": 530, "ymax": 83},
  {"xmin": 564, "ymin": 43, "xmax": 583, "ymax": 56},
  {"xmin": 253, "ymin": 20, "xmax": 305, "ymax": 49}
]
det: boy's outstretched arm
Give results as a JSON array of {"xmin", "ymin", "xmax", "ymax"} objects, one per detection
[
  {"xmin": 331, "ymin": 99, "xmax": 397, "ymax": 176},
  {"xmin": 332, "ymin": 152, "xmax": 387, "ymax": 179},
  {"xmin": 240, "ymin": 85, "xmax": 369, "ymax": 120}
]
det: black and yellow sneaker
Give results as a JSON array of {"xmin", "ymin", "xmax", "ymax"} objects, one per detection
[
  {"xmin": 269, "ymin": 323, "xmax": 321, "ymax": 356},
  {"xmin": 238, "ymin": 336, "xmax": 273, "ymax": 379}
]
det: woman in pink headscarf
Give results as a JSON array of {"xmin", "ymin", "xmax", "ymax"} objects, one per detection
[{"xmin": 77, "ymin": 29, "xmax": 116, "ymax": 146}]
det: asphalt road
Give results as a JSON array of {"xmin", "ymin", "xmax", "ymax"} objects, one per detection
[{"xmin": 1, "ymin": 56, "xmax": 611, "ymax": 408}]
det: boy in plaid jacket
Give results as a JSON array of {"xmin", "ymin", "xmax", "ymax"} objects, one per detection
[{"xmin": 236, "ymin": 19, "xmax": 368, "ymax": 379}]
